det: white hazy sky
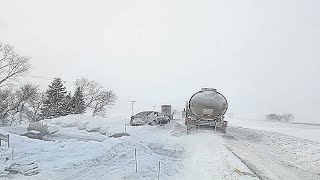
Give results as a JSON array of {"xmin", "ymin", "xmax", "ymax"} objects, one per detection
[{"xmin": 1, "ymin": 0, "xmax": 319, "ymax": 121}]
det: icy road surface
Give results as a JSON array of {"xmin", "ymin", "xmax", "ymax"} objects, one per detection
[
  {"xmin": 0, "ymin": 116, "xmax": 319, "ymax": 180},
  {"xmin": 174, "ymin": 130, "xmax": 257, "ymax": 180}
]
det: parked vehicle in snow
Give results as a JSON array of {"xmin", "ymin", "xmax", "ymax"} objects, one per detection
[
  {"xmin": 130, "ymin": 111, "xmax": 159, "ymax": 126},
  {"xmin": 185, "ymin": 88, "xmax": 228, "ymax": 133},
  {"xmin": 24, "ymin": 121, "xmax": 59, "ymax": 140},
  {"xmin": 130, "ymin": 111, "xmax": 170, "ymax": 126},
  {"xmin": 148, "ymin": 115, "xmax": 170, "ymax": 126},
  {"xmin": 24, "ymin": 130, "xmax": 45, "ymax": 140}
]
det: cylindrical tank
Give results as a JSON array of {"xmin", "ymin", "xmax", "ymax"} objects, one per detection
[{"xmin": 188, "ymin": 88, "xmax": 228, "ymax": 120}]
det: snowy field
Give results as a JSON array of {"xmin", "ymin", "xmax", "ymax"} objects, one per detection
[
  {"xmin": 0, "ymin": 115, "xmax": 319, "ymax": 180},
  {"xmin": 229, "ymin": 118, "xmax": 320, "ymax": 142}
]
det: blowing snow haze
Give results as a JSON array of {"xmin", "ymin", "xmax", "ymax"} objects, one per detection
[{"xmin": 0, "ymin": 0, "xmax": 319, "ymax": 122}]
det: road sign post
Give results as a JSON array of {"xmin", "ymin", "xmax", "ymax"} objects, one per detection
[{"xmin": 0, "ymin": 133, "xmax": 10, "ymax": 148}]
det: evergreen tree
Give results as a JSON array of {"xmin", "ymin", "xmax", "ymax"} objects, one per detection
[
  {"xmin": 71, "ymin": 87, "xmax": 86, "ymax": 114},
  {"xmin": 41, "ymin": 78, "xmax": 67, "ymax": 119},
  {"xmin": 62, "ymin": 92, "xmax": 73, "ymax": 116}
]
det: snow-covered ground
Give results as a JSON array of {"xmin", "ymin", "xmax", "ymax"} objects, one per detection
[
  {"xmin": 0, "ymin": 115, "xmax": 319, "ymax": 180},
  {"xmin": 229, "ymin": 118, "xmax": 320, "ymax": 142},
  {"xmin": 226, "ymin": 117, "xmax": 320, "ymax": 180}
]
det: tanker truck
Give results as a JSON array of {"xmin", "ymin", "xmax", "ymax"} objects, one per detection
[{"xmin": 185, "ymin": 88, "xmax": 228, "ymax": 133}]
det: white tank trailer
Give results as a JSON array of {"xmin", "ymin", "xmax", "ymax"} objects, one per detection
[
  {"xmin": 185, "ymin": 88, "xmax": 228, "ymax": 133},
  {"xmin": 161, "ymin": 105, "xmax": 172, "ymax": 120}
]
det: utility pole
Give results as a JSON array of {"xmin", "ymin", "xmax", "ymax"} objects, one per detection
[{"xmin": 130, "ymin": 101, "xmax": 136, "ymax": 117}]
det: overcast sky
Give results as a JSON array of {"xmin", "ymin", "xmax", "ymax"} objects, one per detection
[{"xmin": 1, "ymin": 0, "xmax": 319, "ymax": 121}]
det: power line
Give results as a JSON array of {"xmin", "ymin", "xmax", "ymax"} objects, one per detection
[
  {"xmin": 24, "ymin": 74, "xmax": 53, "ymax": 81},
  {"xmin": 23, "ymin": 75, "xmax": 67, "ymax": 83}
]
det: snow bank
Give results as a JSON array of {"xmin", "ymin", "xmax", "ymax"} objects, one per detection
[
  {"xmin": 0, "ymin": 119, "xmax": 185, "ymax": 179},
  {"xmin": 170, "ymin": 122, "xmax": 187, "ymax": 136},
  {"xmin": 227, "ymin": 127, "xmax": 320, "ymax": 176},
  {"xmin": 47, "ymin": 115, "xmax": 95, "ymax": 127},
  {"xmin": 44, "ymin": 115, "xmax": 120, "ymax": 134}
]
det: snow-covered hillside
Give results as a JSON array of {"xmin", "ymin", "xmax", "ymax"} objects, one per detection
[{"xmin": 0, "ymin": 115, "xmax": 319, "ymax": 180}]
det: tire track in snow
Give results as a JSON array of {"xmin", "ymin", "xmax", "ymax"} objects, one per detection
[
  {"xmin": 174, "ymin": 130, "xmax": 259, "ymax": 180},
  {"xmin": 224, "ymin": 127, "xmax": 320, "ymax": 180},
  {"xmin": 225, "ymin": 144, "xmax": 271, "ymax": 180}
]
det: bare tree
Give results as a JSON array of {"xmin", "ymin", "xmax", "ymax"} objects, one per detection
[
  {"xmin": 281, "ymin": 113, "xmax": 294, "ymax": 122},
  {"xmin": 0, "ymin": 42, "xmax": 31, "ymax": 87},
  {"xmin": 0, "ymin": 84, "xmax": 39, "ymax": 126},
  {"xmin": 0, "ymin": 88, "xmax": 14, "ymax": 126},
  {"xmin": 75, "ymin": 77, "xmax": 102, "ymax": 108},
  {"xmin": 15, "ymin": 84, "xmax": 39, "ymax": 123},
  {"xmin": 91, "ymin": 90, "xmax": 117, "ymax": 117},
  {"xmin": 25, "ymin": 85, "xmax": 44, "ymax": 122},
  {"xmin": 265, "ymin": 113, "xmax": 294, "ymax": 122},
  {"xmin": 75, "ymin": 77, "xmax": 117, "ymax": 117},
  {"xmin": 0, "ymin": 88, "xmax": 22, "ymax": 126},
  {"xmin": 265, "ymin": 113, "xmax": 282, "ymax": 121}
]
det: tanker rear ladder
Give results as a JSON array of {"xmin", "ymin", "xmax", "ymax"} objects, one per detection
[{"xmin": 186, "ymin": 115, "xmax": 227, "ymax": 134}]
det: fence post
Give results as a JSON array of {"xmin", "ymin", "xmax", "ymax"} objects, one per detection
[
  {"xmin": 135, "ymin": 148, "xmax": 137, "ymax": 173},
  {"xmin": 124, "ymin": 119, "xmax": 127, "ymax": 134},
  {"xmin": 158, "ymin": 161, "xmax": 161, "ymax": 180},
  {"xmin": 11, "ymin": 146, "xmax": 14, "ymax": 160},
  {"xmin": 214, "ymin": 121, "xmax": 217, "ymax": 131},
  {"xmin": 7, "ymin": 134, "xmax": 9, "ymax": 148}
]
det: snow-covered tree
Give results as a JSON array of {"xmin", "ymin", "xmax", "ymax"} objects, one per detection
[
  {"xmin": 71, "ymin": 87, "xmax": 86, "ymax": 114},
  {"xmin": 41, "ymin": 78, "xmax": 67, "ymax": 119},
  {"xmin": 62, "ymin": 92, "xmax": 73, "ymax": 116}
]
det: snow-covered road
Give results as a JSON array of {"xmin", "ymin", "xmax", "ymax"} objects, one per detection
[{"xmin": 174, "ymin": 131, "xmax": 258, "ymax": 180}]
